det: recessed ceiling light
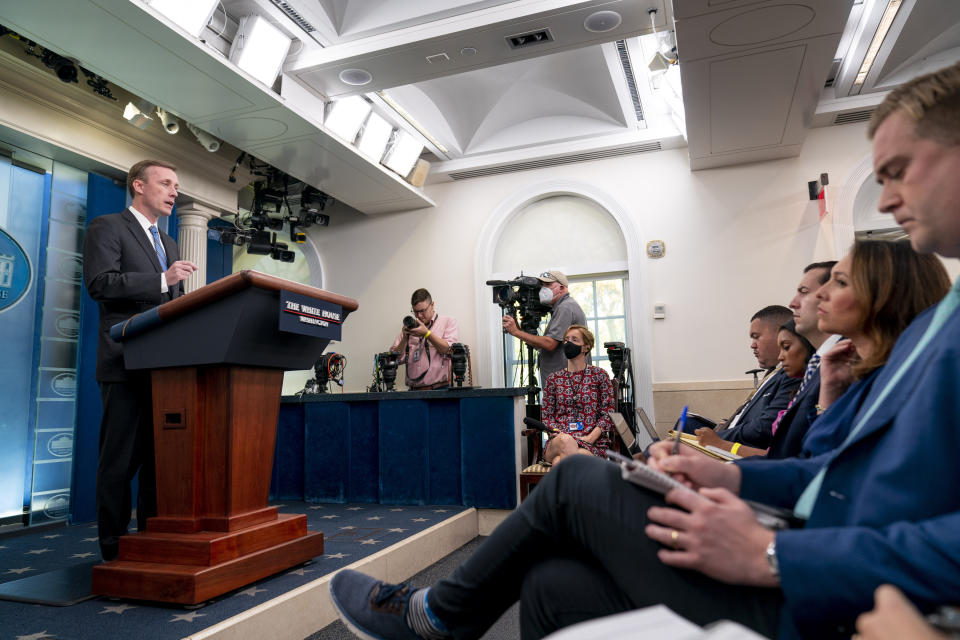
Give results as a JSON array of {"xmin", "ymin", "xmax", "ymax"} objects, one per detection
[
  {"xmin": 339, "ymin": 68, "xmax": 373, "ymax": 86},
  {"xmin": 584, "ymin": 10, "xmax": 622, "ymax": 33}
]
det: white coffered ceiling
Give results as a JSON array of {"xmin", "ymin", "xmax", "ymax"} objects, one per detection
[{"xmin": 1, "ymin": 0, "xmax": 959, "ymax": 212}]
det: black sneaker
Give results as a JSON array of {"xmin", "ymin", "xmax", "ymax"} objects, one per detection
[{"xmin": 330, "ymin": 569, "xmax": 423, "ymax": 640}]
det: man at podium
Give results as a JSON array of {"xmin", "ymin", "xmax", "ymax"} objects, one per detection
[{"xmin": 82, "ymin": 159, "xmax": 198, "ymax": 560}]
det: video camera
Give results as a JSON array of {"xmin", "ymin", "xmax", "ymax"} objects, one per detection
[
  {"xmin": 369, "ymin": 351, "xmax": 401, "ymax": 392},
  {"xmin": 304, "ymin": 352, "xmax": 345, "ymax": 394},
  {"xmin": 449, "ymin": 342, "xmax": 470, "ymax": 387},
  {"xmin": 485, "ymin": 275, "xmax": 550, "ymax": 332}
]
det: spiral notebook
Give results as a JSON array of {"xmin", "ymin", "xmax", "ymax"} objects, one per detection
[{"xmin": 604, "ymin": 450, "xmax": 802, "ymax": 530}]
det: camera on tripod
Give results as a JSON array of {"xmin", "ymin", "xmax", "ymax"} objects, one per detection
[
  {"xmin": 369, "ymin": 351, "xmax": 401, "ymax": 392},
  {"xmin": 485, "ymin": 275, "xmax": 550, "ymax": 332},
  {"xmin": 449, "ymin": 342, "xmax": 470, "ymax": 387}
]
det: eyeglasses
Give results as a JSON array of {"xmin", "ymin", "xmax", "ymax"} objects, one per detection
[
  {"xmin": 539, "ymin": 271, "xmax": 553, "ymax": 279},
  {"xmin": 412, "ymin": 301, "xmax": 434, "ymax": 316}
]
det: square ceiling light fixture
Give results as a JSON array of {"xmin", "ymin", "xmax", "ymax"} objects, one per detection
[
  {"xmin": 324, "ymin": 95, "xmax": 372, "ymax": 143},
  {"xmin": 148, "ymin": 0, "xmax": 219, "ymax": 38},
  {"xmin": 356, "ymin": 113, "xmax": 394, "ymax": 162},
  {"xmin": 382, "ymin": 130, "xmax": 423, "ymax": 178},
  {"xmin": 229, "ymin": 15, "xmax": 292, "ymax": 87}
]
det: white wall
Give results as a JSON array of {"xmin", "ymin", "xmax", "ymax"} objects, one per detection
[{"xmin": 308, "ymin": 122, "xmax": 879, "ymax": 392}]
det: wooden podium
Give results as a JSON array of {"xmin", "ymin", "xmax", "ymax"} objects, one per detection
[{"xmin": 91, "ymin": 270, "xmax": 358, "ymax": 604}]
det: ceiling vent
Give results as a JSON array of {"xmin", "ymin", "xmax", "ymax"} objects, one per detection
[
  {"xmin": 506, "ymin": 28, "xmax": 554, "ymax": 50},
  {"xmin": 834, "ymin": 109, "xmax": 875, "ymax": 125},
  {"xmin": 615, "ymin": 40, "xmax": 644, "ymax": 122},
  {"xmin": 449, "ymin": 142, "xmax": 662, "ymax": 180},
  {"xmin": 269, "ymin": 0, "xmax": 316, "ymax": 33}
]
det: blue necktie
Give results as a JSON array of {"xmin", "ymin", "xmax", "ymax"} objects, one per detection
[
  {"xmin": 797, "ymin": 353, "xmax": 821, "ymax": 397},
  {"xmin": 770, "ymin": 355, "xmax": 821, "ymax": 435},
  {"xmin": 149, "ymin": 225, "xmax": 168, "ymax": 270},
  {"xmin": 794, "ymin": 279, "xmax": 960, "ymax": 519}
]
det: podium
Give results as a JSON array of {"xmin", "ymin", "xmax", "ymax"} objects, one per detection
[{"xmin": 91, "ymin": 270, "xmax": 358, "ymax": 604}]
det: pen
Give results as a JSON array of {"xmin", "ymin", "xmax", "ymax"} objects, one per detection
[{"xmin": 674, "ymin": 406, "xmax": 687, "ymax": 455}]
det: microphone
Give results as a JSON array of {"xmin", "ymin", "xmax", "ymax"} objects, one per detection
[{"xmin": 523, "ymin": 417, "xmax": 550, "ymax": 432}]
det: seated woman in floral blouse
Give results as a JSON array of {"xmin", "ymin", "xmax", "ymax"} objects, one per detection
[{"xmin": 541, "ymin": 324, "xmax": 616, "ymax": 464}]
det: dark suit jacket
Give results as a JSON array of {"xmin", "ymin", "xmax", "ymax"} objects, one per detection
[
  {"xmin": 737, "ymin": 301, "xmax": 960, "ymax": 639},
  {"xmin": 718, "ymin": 367, "xmax": 799, "ymax": 449},
  {"xmin": 82, "ymin": 209, "xmax": 182, "ymax": 382},
  {"xmin": 766, "ymin": 369, "xmax": 822, "ymax": 459}
]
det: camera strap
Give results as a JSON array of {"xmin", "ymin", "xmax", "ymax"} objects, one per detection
[{"xmin": 405, "ymin": 315, "xmax": 438, "ymax": 384}]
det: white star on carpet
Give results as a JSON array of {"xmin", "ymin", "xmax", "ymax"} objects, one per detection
[
  {"xmin": 16, "ymin": 632, "xmax": 56, "ymax": 640},
  {"xmin": 72, "ymin": 552, "xmax": 95, "ymax": 559},
  {"xmin": 6, "ymin": 567, "xmax": 33, "ymax": 575},
  {"xmin": 359, "ymin": 539, "xmax": 380, "ymax": 545},
  {"xmin": 346, "ymin": 506, "xmax": 364, "ymax": 511},
  {"xmin": 412, "ymin": 518, "xmax": 428, "ymax": 522},
  {"xmin": 100, "ymin": 603, "xmax": 137, "ymax": 614},
  {"xmin": 309, "ymin": 505, "xmax": 325, "ymax": 510},
  {"xmin": 0, "ymin": 545, "xmax": 6, "ymax": 550},
  {"xmin": 42, "ymin": 534, "xmax": 62, "ymax": 539},
  {"xmin": 390, "ymin": 508, "xmax": 404, "ymax": 512},
  {"xmin": 286, "ymin": 567, "xmax": 315, "ymax": 576},
  {"xmin": 433, "ymin": 509, "xmax": 449, "ymax": 513},
  {"xmin": 324, "ymin": 552, "xmax": 348, "ymax": 559},
  {"xmin": 25, "ymin": 548, "xmax": 51, "ymax": 555},
  {"xmin": 388, "ymin": 528, "xmax": 407, "ymax": 533},
  {"xmin": 238, "ymin": 586, "xmax": 267, "ymax": 597},
  {"xmin": 319, "ymin": 515, "xmax": 339, "ymax": 519},
  {"xmin": 366, "ymin": 516, "xmax": 383, "ymax": 521},
  {"xmin": 82, "ymin": 537, "xmax": 98, "ymax": 542},
  {"xmin": 339, "ymin": 526, "xmax": 355, "ymax": 530},
  {"xmin": 170, "ymin": 611, "xmax": 206, "ymax": 623}
]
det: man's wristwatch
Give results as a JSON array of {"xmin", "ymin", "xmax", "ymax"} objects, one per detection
[{"xmin": 765, "ymin": 540, "xmax": 780, "ymax": 581}]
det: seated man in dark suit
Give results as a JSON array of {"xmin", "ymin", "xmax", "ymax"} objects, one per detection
[
  {"xmin": 764, "ymin": 261, "xmax": 839, "ymax": 458},
  {"xmin": 712, "ymin": 305, "xmax": 799, "ymax": 449},
  {"xmin": 328, "ymin": 61, "xmax": 960, "ymax": 640}
]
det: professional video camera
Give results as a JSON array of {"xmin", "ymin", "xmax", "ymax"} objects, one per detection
[
  {"xmin": 485, "ymin": 275, "xmax": 551, "ymax": 332},
  {"xmin": 449, "ymin": 342, "xmax": 471, "ymax": 388},
  {"xmin": 302, "ymin": 352, "xmax": 346, "ymax": 394},
  {"xmin": 369, "ymin": 351, "xmax": 401, "ymax": 392}
]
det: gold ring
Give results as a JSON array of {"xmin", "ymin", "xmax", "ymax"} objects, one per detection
[{"xmin": 670, "ymin": 529, "xmax": 680, "ymax": 549}]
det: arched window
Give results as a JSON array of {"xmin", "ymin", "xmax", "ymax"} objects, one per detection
[{"xmin": 490, "ymin": 195, "xmax": 630, "ymax": 385}]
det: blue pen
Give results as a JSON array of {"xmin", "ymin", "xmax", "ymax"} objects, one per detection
[{"xmin": 674, "ymin": 405, "xmax": 688, "ymax": 455}]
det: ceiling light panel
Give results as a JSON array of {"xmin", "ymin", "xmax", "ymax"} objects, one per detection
[
  {"xmin": 229, "ymin": 15, "xmax": 292, "ymax": 86},
  {"xmin": 324, "ymin": 95, "xmax": 373, "ymax": 143},
  {"xmin": 382, "ymin": 130, "xmax": 423, "ymax": 177},
  {"xmin": 148, "ymin": 0, "xmax": 219, "ymax": 38},
  {"xmin": 357, "ymin": 113, "xmax": 394, "ymax": 161}
]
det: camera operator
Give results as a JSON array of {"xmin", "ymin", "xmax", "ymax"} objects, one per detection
[
  {"xmin": 501, "ymin": 270, "xmax": 589, "ymax": 381},
  {"xmin": 390, "ymin": 288, "xmax": 459, "ymax": 390}
]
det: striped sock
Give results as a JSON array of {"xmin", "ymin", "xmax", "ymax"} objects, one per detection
[{"xmin": 405, "ymin": 587, "xmax": 450, "ymax": 640}]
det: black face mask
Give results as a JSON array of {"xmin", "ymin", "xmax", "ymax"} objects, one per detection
[{"xmin": 563, "ymin": 340, "xmax": 583, "ymax": 360}]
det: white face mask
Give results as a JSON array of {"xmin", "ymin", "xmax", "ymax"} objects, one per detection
[{"xmin": 539, "ymin": 286, "xmax": 554, "ymax": 306}]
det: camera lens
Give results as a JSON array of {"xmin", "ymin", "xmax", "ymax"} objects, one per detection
[{"xmin": 403, "ymin": 315, "xmax": 417, "ymax": 329}]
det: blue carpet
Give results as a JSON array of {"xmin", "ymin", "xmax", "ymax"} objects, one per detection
[{"xmin": 0, "ymin": 501, "xmax": 469, "ymax": 639}]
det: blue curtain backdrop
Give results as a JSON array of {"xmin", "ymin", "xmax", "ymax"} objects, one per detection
[{"xmin": 70, "ymin": 174, "xmax": 126, "ymax": 524}]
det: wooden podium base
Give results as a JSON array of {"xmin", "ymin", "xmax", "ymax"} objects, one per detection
[{"xmin": 91, "ymin": 514, "xmax": 323, "ymax": 604}]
